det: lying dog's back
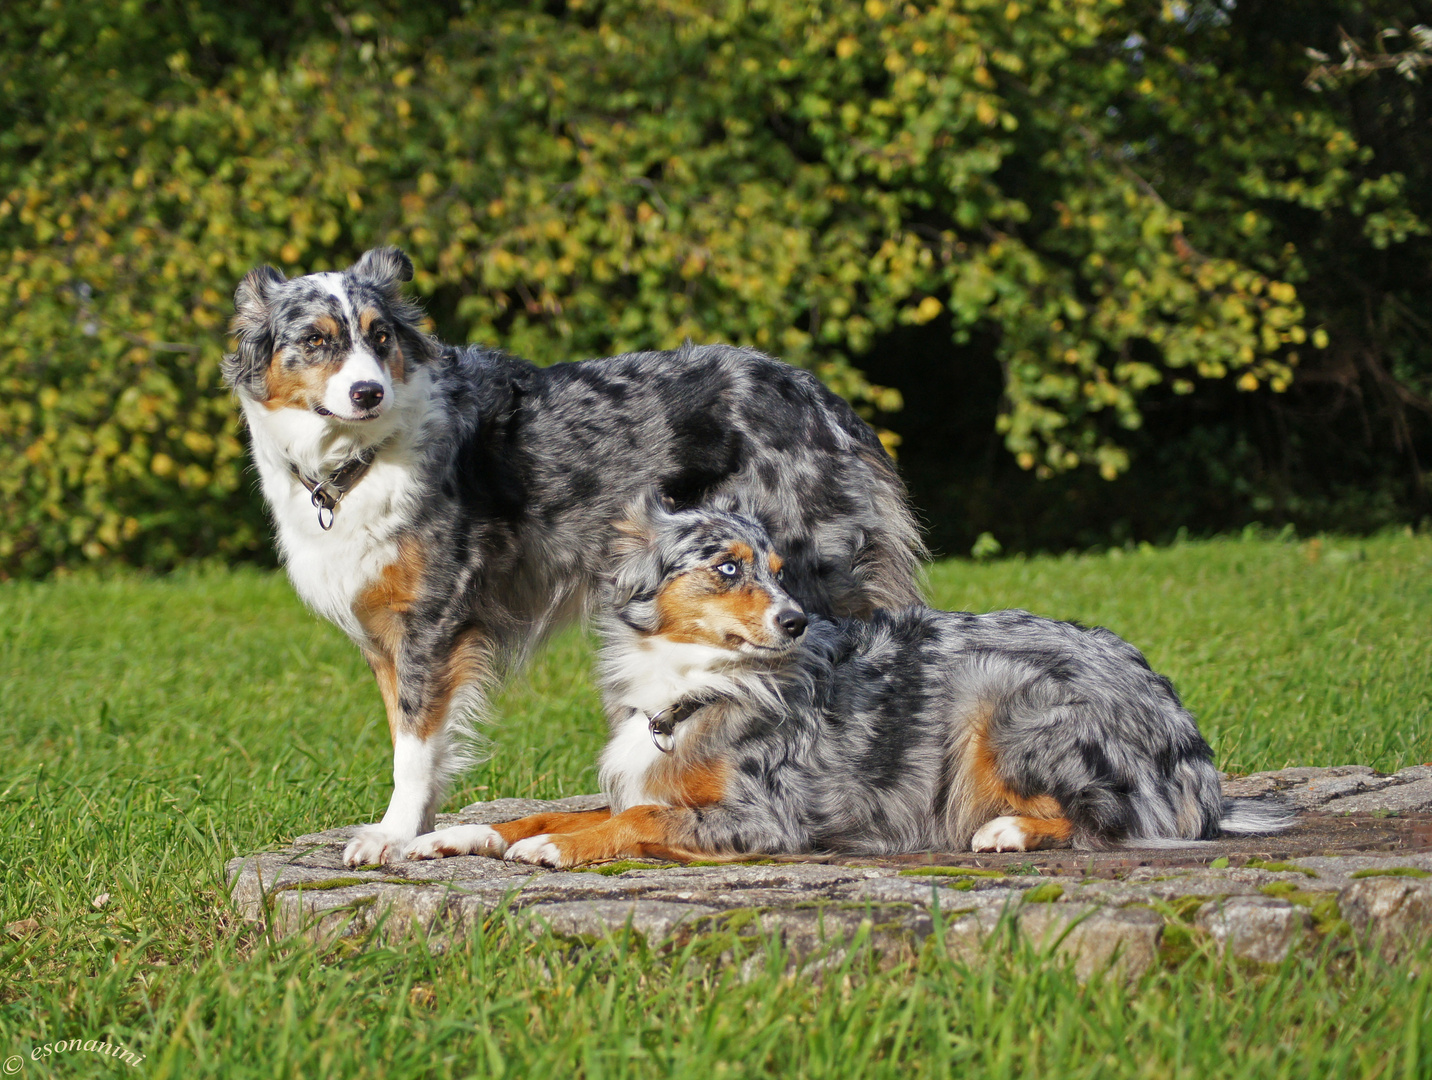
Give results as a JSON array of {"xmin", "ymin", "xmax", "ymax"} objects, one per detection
[{"xmin": 698, "ymin": 607, "xmax": 1243, "ymax": 854}]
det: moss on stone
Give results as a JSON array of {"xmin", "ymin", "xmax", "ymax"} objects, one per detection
[
  {"xmin": 1020, "ymin": 882, "xmax": 1065, "ymax": 904},
  {"xmin": 270, "ymin": 876, "xmax": 412, "ymax": 894},
  {"xmin": 576, "ymin": 859, "xmax": 671, "ymax": 876},
  {"xmin": 1159, "ymin": 921, "xmax": 1199, "ymax": 967},
  {"xmin": 1165, "ymin": 895, "xmax": 1219, "ymax": 922},
  {"xmin": 1244, "ymin": 858, "xmax": 1317, "ymax": 877},
  {"xmin": 1256, "ymin": 884, "xmax": 1348, "ymax": 936},
  {"xmin": 1349, "ymin": 866, "xmax": 1430, "ymax": 879},
  {"xmin": 1259, "ymin": 881, "xmax": 1300, "ymax": 898}
]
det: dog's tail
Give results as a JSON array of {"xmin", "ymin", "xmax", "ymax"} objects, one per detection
[
  {"xmin": 1217, "ymin": 795, "xmax": 1296, "ymax": 835},
  {"xmin": 1115, "ymin": 795, "xmax": 1295, "ymax": 849}
]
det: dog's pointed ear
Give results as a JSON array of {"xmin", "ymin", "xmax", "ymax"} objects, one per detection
[
  {"xmin": 232, "ymin": 265, "xmax": 285, "ymax": 332},
  {"xmin": 607, "ymin": 490, "xmax": 676, "ymax": 632},
  {"xmin": 223, "ymin": 265, "xmax": 285, "ymax": 395},
  {"xmin": 350, "ymin": 247, "xmax": 414, "ymax": 295},
  {"xmin": 611, "ymin": 489, "xmax": 677, "ymax": 554}
]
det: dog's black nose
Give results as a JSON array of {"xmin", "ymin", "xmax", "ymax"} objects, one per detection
[
  {"xmin": 350, "ymin": 381, "xmax": 384, "ymax": 410},
  {"xmin": 777, "ymin": 608, "xmax": 807, "ymax": 639}
]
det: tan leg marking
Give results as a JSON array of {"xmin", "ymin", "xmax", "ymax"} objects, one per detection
[
  {"xmin": 491, "ymin": 810, "xmax": 613, "ymax": 845},
  {"xmin": 354, "ymin": 541, "xmax": 426, "ymax": 741},
  {"xmin": 1009, "ymin": 815, "xmax": 1073, "ymax": 847},
  {"xmin": 953, "ymin": 707, "xmax": 1071, "ymax": 847},
  {"xmin": 508, "ymin": 806, "xmax": 687, "ymax": 867}
]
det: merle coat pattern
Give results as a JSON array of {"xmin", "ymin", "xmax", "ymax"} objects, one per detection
[
  {"xmin": 222, "ymin": 247, "xmax": 924, "ymax": 866},
  {"xmin": 415, "ymin": 498, "xmax": 1288, "ymax": 867}
]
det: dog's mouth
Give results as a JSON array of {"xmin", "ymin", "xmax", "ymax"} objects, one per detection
[
  {"xmin": 313, "ymin": 405, "xmax": 382, "ymax": 423},
  {"xmin": 724, "ymin": 633, "xmax": 796, "ymax": 654}
]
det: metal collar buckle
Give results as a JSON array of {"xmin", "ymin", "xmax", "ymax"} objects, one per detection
[
  {"xmin": 309, "ymin": 483, "xmax": 339, "ymax": 531},
  {"xmin": 644, "ymin": 697, "xmax": 706, "ymax": 754},
  {"xmin": 647, "ymin": 709, "xmax": 678, "ymax": 754},
  {"xmin": 290, "ymin": 443, "xmax": 383, "ymax": 531}
]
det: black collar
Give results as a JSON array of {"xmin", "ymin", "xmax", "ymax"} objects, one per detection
[
  {"xmin": 644, "ymin": 696, "xmax": 710, "ymax": 754},
  {"xmin": 289, "ymin": 443, "xmax": 385, "ymax": 530}
]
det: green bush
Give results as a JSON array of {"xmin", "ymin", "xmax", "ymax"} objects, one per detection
[{"xmin": 1, "ymin": 1, "xmax": 1423, "ymax": 576}]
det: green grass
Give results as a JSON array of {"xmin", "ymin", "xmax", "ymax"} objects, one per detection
[{"xmin": 1, "ymin": 531, "xmax": 1430, "ymax": 1078}]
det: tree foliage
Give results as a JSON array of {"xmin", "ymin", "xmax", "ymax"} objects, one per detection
[{"xmin": 1, "ymin": 0, "xmax": 1426, "ymax": 575}]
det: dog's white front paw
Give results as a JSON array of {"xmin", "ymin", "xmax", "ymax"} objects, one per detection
[
  {"xmin": 343, "ymin": 826, "xmax": 412, "ymax": 866},
  {"xmin": 404, "ymin": 824, "xmax": 508, "ymax": 861},
  {"xmin": 504, "ymin": 834, "xmax": 565, "ymax": 868},
  {"xmin": 971, "ymin": 816, "xmax": 1030, "ymax": 853}
]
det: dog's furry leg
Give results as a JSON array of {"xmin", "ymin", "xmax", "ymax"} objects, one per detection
[
  {"xmin": 970, "ymin": 815, "xmax": 1074, "ymax": 852},
  {"xmin": 343, "ymin": 630, "xmax": 490, "ymax": 866},
  {"xmin": 504, "ymin": 806, "xmax": 690, "ymax": 868},
  {"xmin": 406, "ymin": 809, "xmax": 614, "ymax": 861},
  {"xmin": 504, "ymin": 803, "xmax": 787, "ymax": 868}
]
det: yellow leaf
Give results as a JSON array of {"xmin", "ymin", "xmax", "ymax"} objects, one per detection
[{"xmin": 913, "ymin": 296, "xmax": 942, "ymax": 324}]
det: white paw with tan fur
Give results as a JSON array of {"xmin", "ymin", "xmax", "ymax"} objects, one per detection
[
  {"xmin": 971, "ymin": 816, "xmax": 1031, "ymax": 853},
  {"xmin": 343, "ymin": 825, "xmax": 412, "ymax": 866},
  {"xmin": 404, "ymin": 824, "xmax": 508, "ymax": 861},
  {"xmin": 504, "ymin": 834, "xmax": 566, "ymax": 868}
]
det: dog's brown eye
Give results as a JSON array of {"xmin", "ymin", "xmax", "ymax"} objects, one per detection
[
  {"xmin": 716, "ymin": 562, "xmax": 739, "ymax": 578},
  {"xmin": 304, "ymin": 333, "xmax": 325, "ymax": 349},
  {"xmin": 374, "ymin": 330, "xmax": 389, "ymax": 346}
]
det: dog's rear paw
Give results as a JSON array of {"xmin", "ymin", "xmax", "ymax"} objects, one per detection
[
  {"xmin": 343, "ymin": 826, "xmax": 411, "ymax": 866},
  {"xmin": 504, "ymin": 835, "xmax": 565, "ymax": 868},
  {"xmin": 971, "ymin": 816, "xmax": 1030, "ymax": 853},
  {"xmin": 405, "ymin": 824, "xmax": 508, "ymax": 861}
]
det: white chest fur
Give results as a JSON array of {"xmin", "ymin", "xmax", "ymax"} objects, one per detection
[
  {"xmin": 270, "ymin": 456, "xmax": 418, "ymax": 639},
  {"xmin": 597, "ymin": 634, "xmax": 745, "ymax": 812},
  {"xmin": 241, "ymin": 380, "xmax": 435, "ymax": 643}
]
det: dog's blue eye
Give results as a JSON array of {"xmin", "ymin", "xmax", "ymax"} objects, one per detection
[{"xmin": 716, "ymin": 562, "xmax": 738, "ymax": 578}]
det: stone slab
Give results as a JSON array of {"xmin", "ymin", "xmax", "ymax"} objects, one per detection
[
  {"xmin": 226, "ymin": 766, "xmax": 1432, "ymax": 972},
  {"xmin": 1195, "ymin": 897, "xmax": 1310, "ymax": 964}
]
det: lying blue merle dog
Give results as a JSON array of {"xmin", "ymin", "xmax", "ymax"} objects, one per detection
[{"xmin": 409, "ymin": 495, "xmax": 1291, "ymax": 866}]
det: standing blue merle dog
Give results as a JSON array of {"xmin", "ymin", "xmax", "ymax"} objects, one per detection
[
  {"xmin": 409, "ymin": 496, "xmax": 1290, "ymax": 867},
  {"xmin": 222, "ymin": 248, "xmax": 925, "ymax": 866}
]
